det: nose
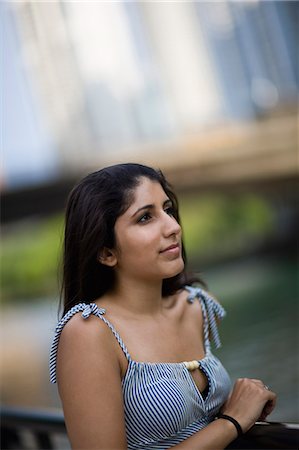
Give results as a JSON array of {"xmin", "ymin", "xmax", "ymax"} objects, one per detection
[{"xmin": 162, "ymin": 211, "xmax": 181, "ymax": 237}]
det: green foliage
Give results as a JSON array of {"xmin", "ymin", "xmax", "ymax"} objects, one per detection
[
  {"xmin": 1, "ymin": 215, "xmax": 64, "ymax": 301},
  {"xmin": 179, "ymin": 193, "xmax": 274, "ymax": 264}
]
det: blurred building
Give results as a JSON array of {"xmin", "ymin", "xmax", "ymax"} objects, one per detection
[
  {"xmin": 2, "ymin": 2, "xmax": 59, "ymax": 189},
  {"xmin": 1, "ymin": 0, "xmax": 298, "ymax": 190},
  {"xmin": 196, "ymin": 1, "xmax": 298, "ymax": 118}
]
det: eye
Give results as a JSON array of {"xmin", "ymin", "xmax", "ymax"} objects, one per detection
[
  {"xmin": 165, "ymin": 206, "xmax": 175, "ymax": 217},
  {"xmin": 138, "ymin": 212, "xmax": 152, "ymax": 223}
]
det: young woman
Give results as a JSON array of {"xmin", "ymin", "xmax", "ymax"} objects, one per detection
[{"xmin": 50, "ymin": 163, "xmax": 276, "ymax": 450}]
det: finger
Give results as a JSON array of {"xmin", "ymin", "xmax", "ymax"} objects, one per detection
[
  {"xmin": 267, "ymin": 396, "xmax": 277, "ymax": 413},
  {"xmin": 259, "ymin": 397, "xmax": 277, "ymax": 421},
  {"xmin": 251, "ymin": 379, "xmax": 275, "ymax": 395},
  {"xmin": 250, "ymin": 379, "xmax": 267, "ymax": 388}
]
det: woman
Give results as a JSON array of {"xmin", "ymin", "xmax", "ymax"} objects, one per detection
[{"xmin": 50, "ymin": 163, "xmax": 276, "ymax": 449}]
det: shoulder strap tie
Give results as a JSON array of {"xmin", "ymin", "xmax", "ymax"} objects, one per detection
[
  {"xmin": 82, "ymin": 303, "xmax": 106, "ymax": 319},
  {"xmin": 50, "ymin": 303, "xmax": 105, "ymax": 384},
  {"xmin": 185, "ymin": 286, "xmax": 226, "ymax": 349},
  {"xmin": 49, "ymin": 302, "xmax": 132, "ymax": 384}
]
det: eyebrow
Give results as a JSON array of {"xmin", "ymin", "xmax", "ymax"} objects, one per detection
[{"xmin": 131, "ymin": 199, "xmax": 172, "ymax": 218}]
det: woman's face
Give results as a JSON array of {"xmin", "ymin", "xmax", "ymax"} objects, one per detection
[{"xmin": 111, "ymin": 177, "xmax": 184, "ymax": 283}]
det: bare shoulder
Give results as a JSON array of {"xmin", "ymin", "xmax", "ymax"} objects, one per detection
[
  {"xmin": 177, "ymin": 285, "xmax": 222, "ymax": 318},
  {"xmin": 56, "ymin": 312, "xmax": 127, "ymax": 448},
  {"xmin": 59, "ymin": 312, "xmax": 116, "ymax": 353},
  {"xmin": 173, "ymin": 287, "xmax": 202, "ymax": 321},
  {"xmin": 59, "ymin": 311, "xmax": 112, "ymax": 344},
  {"xmin": 57, "ymin": 312, "xmax": 121, "ymax": 381}
]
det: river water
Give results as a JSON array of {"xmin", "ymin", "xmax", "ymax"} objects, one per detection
[{"xmin": 1, "ymin": 254, "xmax": 298, "ymax": 422}]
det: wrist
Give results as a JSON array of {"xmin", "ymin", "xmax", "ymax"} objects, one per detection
[
  {"xmin": 216, "ymin": 413, "xmax": 243, "ymax": 439},
  {"xmin": 214, "ymin": 416, "xmax": 238, "ymax": 440}
]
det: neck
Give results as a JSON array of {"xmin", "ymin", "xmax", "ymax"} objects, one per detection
[{"xmin": 108, "ymin": 276, "xmax": 165, "ymax": 317}]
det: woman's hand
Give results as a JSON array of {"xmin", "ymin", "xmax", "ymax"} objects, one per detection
[
  {"xmin": 221, "ymin": 378, "xmax": 277, "ymax": 433},
  {"xmin": 173, "ymin": 378, "xmax": 276, "ymax": 449}
]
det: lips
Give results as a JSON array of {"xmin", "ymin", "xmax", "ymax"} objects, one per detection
[{"xmin": 160, "ymin": 243, "xmax": 180, "ymax": 253}]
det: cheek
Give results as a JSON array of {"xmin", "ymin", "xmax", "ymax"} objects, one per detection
[
  {"xmin": 128, "ymin": 227, "xmax": 158, "ymax": 246},
  {"xmin": 118, "ymin": 230, "xmax": 159, "ymax": 262}
]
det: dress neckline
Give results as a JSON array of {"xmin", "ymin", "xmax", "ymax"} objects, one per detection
[
  {"xmin": 122, "ymin": 355, "xmax": 213, "ymax": 404},
  {"xmin": 129, "ymin": 351, "xmax": 210, "ymax": 367}
]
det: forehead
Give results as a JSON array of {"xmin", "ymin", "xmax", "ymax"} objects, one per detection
[{"xmin": 126, "ymin": 177, "xmax": 168, "ymax": 210}]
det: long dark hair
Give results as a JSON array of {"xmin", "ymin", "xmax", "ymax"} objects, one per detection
[{"xmin": 60, "ymin": 163, "xmax": 204, "ymax": 316}]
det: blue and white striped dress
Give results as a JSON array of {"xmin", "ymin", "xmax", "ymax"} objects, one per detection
[{"xmin": 50, "ymin": 286, "xmax": 232, "ymax": 449}]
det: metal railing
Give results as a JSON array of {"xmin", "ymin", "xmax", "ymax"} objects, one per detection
[
  {"xmin": 1, "ymin": 407, "xmax": 69, "ymax": 450},
  {"xmin": 1, "ymin": 406, "xmax": 299, "ymax": 450}
]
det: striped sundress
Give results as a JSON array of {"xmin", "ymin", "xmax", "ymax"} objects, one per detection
[{"xmin": 50, "ymin": 286, "xmax": 232, "ymax": 449}]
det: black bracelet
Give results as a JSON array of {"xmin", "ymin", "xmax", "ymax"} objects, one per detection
[{"xmin": 217, "ymin": 413, "xmax": 243, "ymax": 438}]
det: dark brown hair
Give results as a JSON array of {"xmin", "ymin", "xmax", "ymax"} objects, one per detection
[{"xmin": 60, "ymin": 163, "xmax": 204, "ymax": 316}]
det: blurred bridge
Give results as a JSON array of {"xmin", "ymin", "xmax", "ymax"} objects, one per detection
[
  {"xmin": 163, "ymin": 113, "xmax": 298, "ymax": 195},
  {"xmin": 1, "ymin": 113, "xmax": 298, "ymax": 223}
]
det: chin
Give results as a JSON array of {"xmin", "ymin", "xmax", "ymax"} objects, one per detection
[{"xmin": 164, "ymin": 259, "xmax": 185, "ymax": 278}]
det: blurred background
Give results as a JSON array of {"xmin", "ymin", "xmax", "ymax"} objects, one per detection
[{"xmin": 1, "ymin": 0, "xmax": 298, "ymax": 422}]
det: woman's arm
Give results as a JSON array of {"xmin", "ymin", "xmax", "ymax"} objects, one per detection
[{"xmin": 56, "ymin": 314, "xmax": 127, "ymax": 450}]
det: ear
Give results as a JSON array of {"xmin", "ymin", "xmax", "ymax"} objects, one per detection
[{"xmin": 98, "ymin": 247, "xmax": 117, "ymax": 267}]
